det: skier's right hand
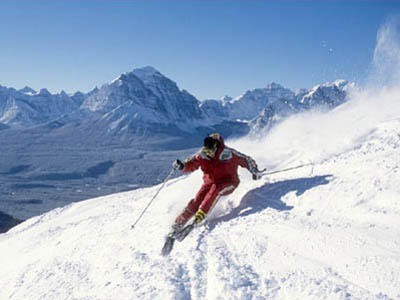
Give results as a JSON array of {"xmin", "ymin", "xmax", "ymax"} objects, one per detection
[{"xmin": 173, "ymin": 159, "xmax": 185, "ymax": 170}]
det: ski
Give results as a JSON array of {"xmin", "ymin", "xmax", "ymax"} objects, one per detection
[
  {"xmin": 161, "ymin": 222, "xmax": 196, "ymax": 256},
  {"xmin": 175, "ymin": 223, "xmax": 195, "ymax": 242},
  {"xmin": 161, "ymin": 235, "xmax": 175, "ymax": 256}
]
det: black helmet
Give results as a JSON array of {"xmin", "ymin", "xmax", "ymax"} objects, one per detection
[
  {"xmin": 203, "ymin": 133, "xmax": 221, "ymax": 149},
  {"xmin": 203, "ymin": 133, "xmax": 221, "ymax": 157}
]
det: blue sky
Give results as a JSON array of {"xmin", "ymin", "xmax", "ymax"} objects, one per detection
[{"xmin": 0, "ymin": 1, "xmax": 399, "ymax": 99}]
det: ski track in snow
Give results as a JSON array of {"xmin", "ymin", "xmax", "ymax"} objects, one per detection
[{"xmin": 0, "ymin": 118, "xmax": 400, "ymax": 299}]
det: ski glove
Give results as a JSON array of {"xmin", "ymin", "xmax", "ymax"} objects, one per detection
[
  {"xmin": 252, "ymin": 169, "xmax": 265, "ymax": 180},
  {"xmin": 173, "ymin": 159, "xmax": 185, "ymax": 170}
]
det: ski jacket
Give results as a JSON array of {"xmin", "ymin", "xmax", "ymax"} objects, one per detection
[{"xmin": 183, "ymin": 136, "xmax": 258, "ymax": 185}]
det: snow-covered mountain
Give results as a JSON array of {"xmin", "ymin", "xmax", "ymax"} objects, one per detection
[
  {"xmin": 81, "ymin": 66, "xmax": 205, "ymax": 131},
  {"xmin": 18, "ymin": 86, "xmax": 36, "ymax": 95},
  {"xmin": 0, "ymin": 82, "xmax": 399, "ymax": 299},
  {"xmin": 226, "ymin": 82, "xmax": 296, "ymax": 120},
  {"xmin": 299, "ymin": 80, "xmax": 354, "ymax": 108},
  {"xmin": 0, "ymin": 85, "xmax": 81, "ymax": 127},
  {"xmin": 199, "ymin": 98, "xmax": 229, "ymax": 121},
  {"xmin": 200, "ymin": 83, "xmax": 296, "ymax": 122},
  {"xmin": 201, "ymin": 80, "xmax": 353, "ymax": 131},
  {"xmin": 0, "ymin": 69, "xmax": 353, "ymax": 135},
  {"xmin": 247, "ymin": 80, "xmax": 355, "ymax": 133},
  {"xmin": 248, "ymin": 106, "xmax": 276, "ymax": 132}
]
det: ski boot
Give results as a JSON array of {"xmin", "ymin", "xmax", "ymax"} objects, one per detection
[
  {"xmin": 174, "ymin": 209, "xmax": 206, "ymax": 242},
  {"xmin": 161, "ymin": 223, "xmax": 183, "ymax": 256}
]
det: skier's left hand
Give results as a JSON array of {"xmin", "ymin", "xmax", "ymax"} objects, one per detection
[{"xmin": 252, "ymin": 169, "xmax": 265, "ymax": 180}]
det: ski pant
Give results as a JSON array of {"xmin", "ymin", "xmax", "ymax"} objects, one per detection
[{"xmin": 175, "ymin": 181, "xmax": 237, "ymax": 226}]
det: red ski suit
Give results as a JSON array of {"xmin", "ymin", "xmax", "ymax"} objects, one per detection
[{"xmin": 175, "ymin": 136, "xmax": 258, "ymax": 225}]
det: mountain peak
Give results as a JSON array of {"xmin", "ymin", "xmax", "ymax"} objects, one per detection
[
  {"xmin": 59, "ymin": 90, "xmax": 68, "ymax": 97},
  {"xmin": 37, "ymin": 88, "xmax": 51, "ymax": 96},
  {"xmin": 132, "ymin": 66, "xmax": 160, "ymax": 76},
  {"xmin": 73, "ymin": 91, "xmax": 85, "ymax": 97},
  {"xmin": 332, "ymin": 79, "xmax": 352, "ymax": 89},
  {"xmin": 110, "ymin": 66, "xmax": 162, "ymax": 86},
  {"xmin": 221, "ymin": 95, "xmax": 233, "ymax": 102},
  {"xmin": 266, "ymin": 82, "xmax": 285, "ymax": 90},
  {"xmin": 131, "ymin": 66, "xmax": 162, "ymax": 82},
  {"xmin": 19, "ymin": 86, "xmax": 36, "ymax": 95},
  {"xmin": 311, "ymin": 79, "xmax": 350, "ymax": 91}
]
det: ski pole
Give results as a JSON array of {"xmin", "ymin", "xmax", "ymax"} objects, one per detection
[
  {"xmin": 264, "ymin": 162, "xmax": 313, "ymax": 176},
  {"xmin": 131, "ymin": 168, "xmax": 176, "ymax": 229}
]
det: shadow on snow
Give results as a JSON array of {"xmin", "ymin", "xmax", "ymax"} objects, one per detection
[{"xmin": 207, "ymin": 175, "xmax": 333, "ymax": 230}]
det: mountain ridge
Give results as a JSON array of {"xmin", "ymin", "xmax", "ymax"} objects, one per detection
[{"xmin": 0, "ymin": 67, "xmax": 354, "ymax": 135}]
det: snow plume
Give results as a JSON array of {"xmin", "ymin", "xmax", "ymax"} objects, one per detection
[
  {"xmin": 371, "ymin": 15, "xmax": 400, "ymax": 87},
  {"xmin": 230, "ymin": 17, "xmax": 400, "ymax": 170}
]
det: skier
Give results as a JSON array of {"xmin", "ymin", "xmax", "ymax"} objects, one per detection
[{"xmin": 169, "ymin": 133, "xmax": 263, "ymax": 237}]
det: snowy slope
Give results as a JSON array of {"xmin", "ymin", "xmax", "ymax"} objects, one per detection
[{"xmin": 0, "ymin": 80, "xmax": 399, "ymax": 299}]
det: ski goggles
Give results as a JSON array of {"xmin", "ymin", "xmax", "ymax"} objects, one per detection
[{"xmin": 202, "ymin": 146, "xmax": 217, "ymax": 157}]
